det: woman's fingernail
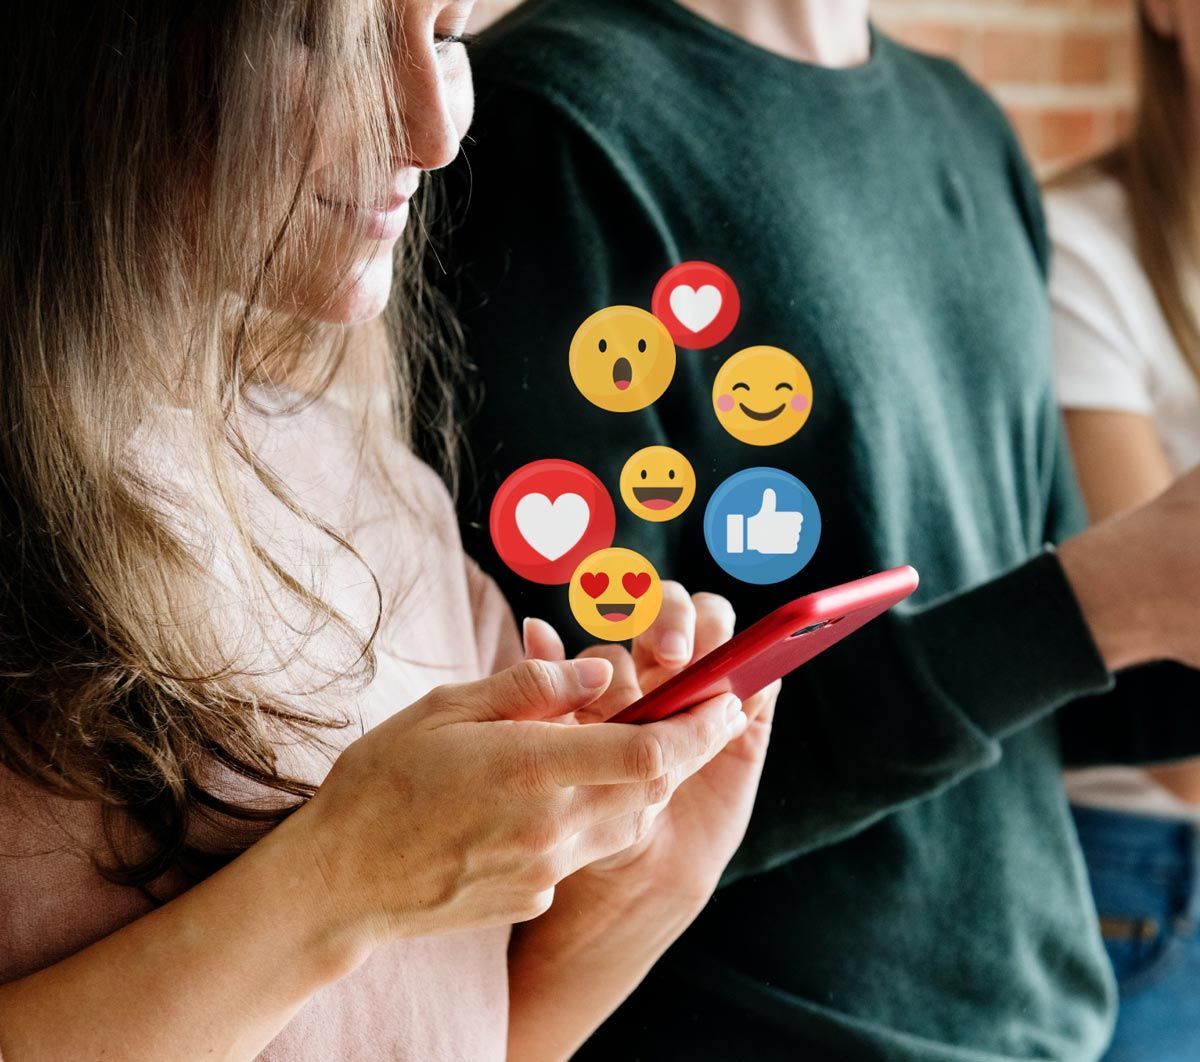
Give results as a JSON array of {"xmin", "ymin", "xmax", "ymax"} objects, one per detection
[
  {"xmin": 727, "ymin": 711, "xmax": 749, "ymax": 738},
  {"xmin": 521, "ymin": 617, "xmax": 533, "ymax": 652},
  {"xmin": 725, "ymin": 696, "xmax": 743, "ymax": 723},
  {"xmin": 573, "ymin": 658, "xmax": 611, "ymax": 689},
  {"xmin": 659, "ymin": 632, "xmax": 689, "ymax": 661}
]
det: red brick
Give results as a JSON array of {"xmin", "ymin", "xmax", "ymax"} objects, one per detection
[
  {"xmin": 889, "ymin": 20, "xmax": 969, "ymax": 59},
  {"xmin": 1004, "ymin": 106, "xmax": 1045, "ymax": 159},
  {"xmin": 1059, "ymin": 32, "xmax": 1115, "ymax": 83},
  {"xmin": 980, "ymin": 27, "xmax": 1056, "ymax": 83}
]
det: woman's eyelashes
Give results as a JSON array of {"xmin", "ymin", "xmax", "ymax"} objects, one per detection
[{"xmin": 434, "ymin": 31, "xmax": 477, "ymax": 51}]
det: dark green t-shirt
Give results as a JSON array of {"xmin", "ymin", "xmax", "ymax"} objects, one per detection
[{"xmin": 435, "ymin": 1, "xmax": 1200, "ymax": 1057}]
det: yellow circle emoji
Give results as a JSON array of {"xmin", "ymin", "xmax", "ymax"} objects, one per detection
[
  {"xmin": 569, "ymin": 547, "xmax": 663, "ymax": 641},
  {"xmin": 712, "ymin": 345, "xmax": 813, "ymax": 446},
  {"xmin": 569, "ymin": 306, "xmax": 677, "ymax": 412},
  {"xmin": 619, "ymin": 446, "xmax": 696, "ymax": 523}
]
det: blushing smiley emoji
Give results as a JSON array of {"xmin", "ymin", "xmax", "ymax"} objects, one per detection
[
  {"xmin": 712, "ymin": 345, "xmax": 813, "ymax": 446},
  {"xmin": 618, "ymin": 446, "xmax": 696, "ymax": 523},
  {"xmin": 569, "ymin": 306, "xmax": 677, "ymax": 413},
  {"xmin": 568, "ymin": 547, "xmax": 663, "ymax": 641}
]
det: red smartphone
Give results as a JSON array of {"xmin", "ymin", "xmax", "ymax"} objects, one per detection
[{"xmin": 610, "ymin": 565, "xmax": 919, "ymax": 724}]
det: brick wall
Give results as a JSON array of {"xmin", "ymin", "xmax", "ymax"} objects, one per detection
[
  {"xmin": 468, "ymin": 0, "xmax": 1138, "ymax": 172},
  {"xmin": 875, "ymin": 0, "xmax": 1136, "ymax": 171}
]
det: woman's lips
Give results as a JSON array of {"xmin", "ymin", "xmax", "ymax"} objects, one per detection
[{"xmin": 319, "ymin": 194, "xmax": 410, "ymax": 240}]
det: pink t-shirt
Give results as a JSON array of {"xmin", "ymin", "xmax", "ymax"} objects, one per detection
[{"xmin": 0, "ymin": 392, "xmax": 522, "ymax": 1059}]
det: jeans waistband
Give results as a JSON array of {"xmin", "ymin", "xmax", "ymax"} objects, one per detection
[{"xmin": 1072, "ymin": 804, "xmax": 1200, "ymax": 924}]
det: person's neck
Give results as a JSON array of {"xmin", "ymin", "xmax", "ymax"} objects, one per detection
[{"xmin": 671, "ymin": 0, "xmax": 871, "ymax": 67}]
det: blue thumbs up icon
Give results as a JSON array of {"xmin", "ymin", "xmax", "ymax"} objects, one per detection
[{"xmin": 703, "ymin": 468, "xmax": 821, "ymax": 584}]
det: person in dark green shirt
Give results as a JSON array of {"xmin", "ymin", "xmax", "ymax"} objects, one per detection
[{"xmin": 433, "ymin": 1, "xmax": 1200, "ymax": 1057}]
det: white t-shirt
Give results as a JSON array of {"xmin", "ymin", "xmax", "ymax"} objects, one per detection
[{"xmin": 1047, "ymin": 170, "xmax": 1200, "ymax": 821}]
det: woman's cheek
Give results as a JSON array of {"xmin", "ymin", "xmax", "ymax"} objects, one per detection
[{"xmin": 446, "ymin": 55, "xmax": 475, "ymax": 146}]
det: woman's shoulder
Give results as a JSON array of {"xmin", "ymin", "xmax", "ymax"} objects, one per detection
[
  {"xmin": 1044, "ymin": 165, "xmax": 1155, "ymax": 326},
  {"xmin": 1044, "ymin": 167, "xmax": 1136, "ymax": 261},
  {"xmin": 254, "ymin": 386, "xmax": 456, "ymax": 527}
]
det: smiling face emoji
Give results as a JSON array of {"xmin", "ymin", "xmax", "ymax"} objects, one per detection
[
  {"xmin": 712, "ymin": 345, "xmax": 813, "ymax": 446},
  {"xmin": 618, "ymin": 446, "xmax": 696, "ymax": 523},
  {"xmin": 568, "ymin": 547, "xmax": 663, "ymax": 641},
  {"xmin": 569, "ymin": 306, "xmax": 677, "ymax": 412}
]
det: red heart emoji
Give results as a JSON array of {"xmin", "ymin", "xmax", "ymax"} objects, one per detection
[
  {"xmin": 580, "ymin": 571, "xmax": 609, "ymax": 599},
  {"xmin": 622, "ymin": 571, "xmax": 651, "ymax": 598}
]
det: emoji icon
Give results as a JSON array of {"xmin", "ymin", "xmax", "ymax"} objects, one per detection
[
  {"xmin": 490, "ymin": 459, "xmax": 616, "ymax": 584},
  {"xmin": 712, "ymin": 345, "xmax": 813, "ymax": 446},
  {"xmin": 703, "ymin": 468, "xmax": 821, "ymax": 584},
  {"xmin": 652, "ymin": 261, "xmax": 741, "ymax": 349},
  {"xmin": 569, "ymin": 306, "xmax": 676, "ymax": 412},
  {"xmin": 569, "ymin": 547, "xmax": 664, "ymax": 641},
  {"xmin": 618, "ymin": 446, "xmax": 697, "ymax": 523}
]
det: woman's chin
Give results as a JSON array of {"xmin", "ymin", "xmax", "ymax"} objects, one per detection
[{"xmin": 314, "ymin": 250, "xmax": 397, "ymax": 324}]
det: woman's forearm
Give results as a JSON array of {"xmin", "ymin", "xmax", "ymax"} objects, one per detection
[
  {"xmin": 507, "ymin": 871, "xmax": 706, "ymax": 1062},
  {"xmin": 0, "ymin": 807, "xmax": 368, "ymax": 1062}
]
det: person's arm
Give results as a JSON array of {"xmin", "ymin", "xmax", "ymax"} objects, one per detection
[
  {"xmin": 1039, "ymin": 177, "xmax": 1200, "ymax": 768},
  {"xmin": 0, "ymin": 660, "xmax": 738, "ymax": 1060},
  {"xmin": 1062, "ymin": 409, "xmax": 1174, "ymax": 522},
  {"xmin": 0, "ymin": 810, "xmax": 366, "ymax": 1061},
  {"xmin": 1053, "ymin": 411, "xmax": 1200, "ymax": 768}
]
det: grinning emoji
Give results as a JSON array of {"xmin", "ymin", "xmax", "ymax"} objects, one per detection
[
  {"xmin": 618, "ymin": 445, "xmax": 697, "ymax": 523},
  {"xmin": 569, "ymin": 306, "xmax": 677, "ymax": 412},
  {"xmin": 712, "ymin": 345, "xmax": 813, "ymax": 446},
  {"xmin": 568, "ymin": 547, "xmax": 663, "ymax": 641}
]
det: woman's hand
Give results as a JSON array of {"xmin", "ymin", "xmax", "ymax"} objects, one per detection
[
  {"xmin": 283, "ymin": 655, "xmax": 744, "ymax": 960},
  {"xmin": 522, "ymin": 583, "xmax": 778, "ymax": 904},
  {"xmin": 507, "ymin": 587, "xmax": 777, "ymax": 1061}
]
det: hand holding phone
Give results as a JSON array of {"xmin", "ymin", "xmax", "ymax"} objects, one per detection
[{"xmin": 610, "ymin": 566, "xmax": 919, "ymax": 724}]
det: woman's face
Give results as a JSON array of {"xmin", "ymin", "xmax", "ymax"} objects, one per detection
[{"xmin": 301, "ymin": 0, "xmax": 476, "ymax": 323}]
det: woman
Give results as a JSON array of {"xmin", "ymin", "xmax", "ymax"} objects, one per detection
[
  {"xmin": 1049, "ymin": 1, "xmax": 1200, "ymax": 1057},
  {"xmin": 0, "ymin": 2, "xmax": 777, "ymax": 1059}
]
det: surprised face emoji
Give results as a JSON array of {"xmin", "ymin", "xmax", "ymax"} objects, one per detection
[{"xmin": 569, "ymin": 306, "xmax": 677, "ymax": 412}]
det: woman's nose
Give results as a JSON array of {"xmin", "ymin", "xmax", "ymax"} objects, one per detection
[{"xmin": 394, "ymin": 59, "xmax": 467, "ymax": 173}]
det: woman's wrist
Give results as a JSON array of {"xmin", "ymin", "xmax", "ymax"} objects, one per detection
[
  {"xmin": 508, "ymin": 871, "xmax": 705, "ymax": 1062},
  {"xmin": 539, "ymin": 863, "xmax": 709, "ymax": 953},
  {"xmin": 1057, "ymin": 517, "xmax": 1166, "ymax": 674},
  {"xmin": 257, "ymin": 804, "xmax": 382, "ymax": 987}
]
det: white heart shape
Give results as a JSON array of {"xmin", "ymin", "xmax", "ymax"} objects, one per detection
[
  {"xmin": 669, "ymin": 284, "xmax": 722, "ymax": 333},
  {"xmin": 514, "ymin": 492, "xmax": 590, "ymax": 561}
]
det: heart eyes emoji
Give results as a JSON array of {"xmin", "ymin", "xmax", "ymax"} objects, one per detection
[
  {"xmin": 580, "ymin": 570, "xmax": 651, "ymax": 599},
  {"xmin": 622, "ymin": 571, "xmax": 651, "ymax": 598},
  {"xmin": 580, "ymin": 571, "xmax": 610, "ymax": 599},
  {"xmin": 569, "ymin": 547, "xmax": 664, "ymax": 641}
]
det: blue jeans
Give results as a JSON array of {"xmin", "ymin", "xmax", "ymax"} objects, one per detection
[{"xmin": 1072, "ymin": 804, "xmax": 1200, "ymax": 1062}]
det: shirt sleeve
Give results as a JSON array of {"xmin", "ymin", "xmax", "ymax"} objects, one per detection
[{"xmin": 1046, "ymin": 189, "xmax": 1155, "ymax": 415}]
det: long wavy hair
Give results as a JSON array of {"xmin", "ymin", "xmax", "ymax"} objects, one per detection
[
  {"xmin": 1098, "ymin": 6, "xmax": 1199, "ymax": 371},
  {"xmin": 0, "ymin": 1, "xmax": 462, "ymax": 889}
]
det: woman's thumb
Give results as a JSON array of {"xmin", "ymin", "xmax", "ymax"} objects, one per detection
[{"xmin": 460, "ymin": 657, "xmax": 612, "ymax": 722}]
